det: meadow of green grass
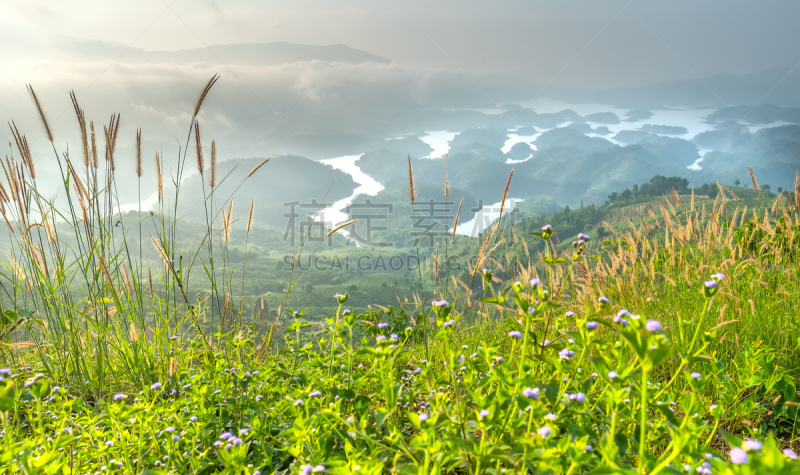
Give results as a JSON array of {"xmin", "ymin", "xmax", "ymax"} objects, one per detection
[{"xmin": 2, "ymin": 79, "xmax": 800, "ymax": 474}]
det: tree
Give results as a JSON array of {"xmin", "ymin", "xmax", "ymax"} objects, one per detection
[{"xmin": 734, "ymin": 179, "xmax": 741, "ymax": 186}]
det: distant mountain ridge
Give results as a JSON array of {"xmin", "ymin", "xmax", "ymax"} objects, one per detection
[{"xmin": 54, "ymin": 37, "xmax": 391, "ymax": 65}]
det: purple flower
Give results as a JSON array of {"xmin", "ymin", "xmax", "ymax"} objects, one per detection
[
  {"xmin": 711, "ymin": 273, "xmax": 725, "ymax": 280},
  {"xmin": 730, "ymin": 447, "xmax": 748, "ymax": 464},
  {"xmin": 577, "ymin": 232, "xmax": 591, "ymax": 241},
  {"xmin": 113, "ymin": 393, "xmax": 126, "ymax": 401},
  {"xmin": 690, "ymin": 372, "xmax": 702, "ymax": 379},
  {"xmin": 419, "ymin": 413, "xmax": 429, "ymax": 422},
  {"xmin": 172, "ymin": 435, "xmax": 180, "ymax": 442},
  {"xmin": 431, "ymin": 299, "xmax": 448, "ymax": 307},
  {"xmin": 542, "ymin": 224, "xmax": 552, "ymax": 232},
  {"xmin": 522, "ymin": 387, "xmax": 539, "ymax": 399},
  {"xmin": 537, "ymin": 425, "xmax": 552, "ymax": 438},
  {"xmin": 558, "ymin": 349, "xmax": 574, "ymax": 360},
  {"xmin": 742, "ymin": 439, "xmax": 762, "ymax": 451},
  {"xmin": 150, "ymin": 382, "xmax": 162, "ymax": 390},
  {"xmin": 376, "ymin": 335, "xmax": 386, "ymax": 343},
  {"xmin": 645, "ymin": 320, "xmax": 662, "ymax": 332},
  {"xmin": 598, "ymin": 297, "xmax": 609, "ymax": 304},
  {"xmin": 220, "ymin": 432, "xmax": 232, "ymax": 440},
  {"xmin": 565, "ymin": 311, "xmax": 574, "ymax": 317},
  {"xmin": 530, "ymin": 278, "xmax": 541, "ymax": 288},
  {"xmin": 784, "ymin": 449, "xmax": 798, "ymax": 459},
  {"xmin": 479, "ymin": 409, "xmax": 490, "ymax": 417},
  {"xmin": 608, "ymin": 371, "xmax": 618, "ymax": 379},
  {"xmin": 377, "ymin": 323, "xmax": 389, "ymax": 329},
  {"xmin": 586, "ymin": 321, "xmax": 598, "ymax": 330},
  {"xmin": 294, "ymin": 399, "xmax": 304, "ymax": 406},
  {"xmin": 342, "ymin": 309, "xmax": 351, "ymax": 315},
  {"xmin": 390, "ymin": 333, "xmax": 399, "ymax": 342},
  {"xmin": 509, "ymin": 331, "xmax": 523, "ymax": 339},
  {"xmin": 164, "ymin": 426, "xmax": 175, "ymax": 433},
  {"xmin": 575, "ymin": 392, "xmax": 586, "ymax": 403},
  {"xmin": 585, "ymin": 444, "xmax": 593, "ymax": 452},
  {"xmin": 189, "ymin": 416, "xmax": 197, "ymax": 422},
  {"xmin": 0, "ymin": 369, "xmax": 9, "ymax": 375},
  {"xmin": 704, "ymin": 280, "xmax": 718, "ymax": 289},
  {"xmin": 309, "ymin": 390, "xmax": 323, "ymax": 397}
]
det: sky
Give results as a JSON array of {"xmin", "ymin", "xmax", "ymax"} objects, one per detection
[
  {"xmin": 1, "ymin": 0, "xmax": 799, "ymax": 183},
  {"xmin": 3, "ymin": 0, "xmax": 799, "ymax": 86}
]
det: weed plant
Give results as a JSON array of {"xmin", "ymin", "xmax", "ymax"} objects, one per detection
[{"xmin": 0, "ymin": 80, "xmax": 799, "ymax": 474}]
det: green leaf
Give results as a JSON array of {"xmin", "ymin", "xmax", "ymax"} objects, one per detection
[{"xmin": 542, "ymin": 257, "xmax": 568, "ymax": 266}]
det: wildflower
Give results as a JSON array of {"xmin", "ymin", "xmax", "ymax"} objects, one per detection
[
  {"xmin": 530, "ymin": 278, "xmax": 541, "ymax": 288},
  {"xmin": 711, "ymin": 273, "xmax": 725, "ymax": 280},
  {"xmin": 342, "ymin": 309, "xmax": 351, "ymax": 315},
  {"xmin": 309, "ymin": 391, "xmax": 323, "ymax": 397},
  {"xmin": 479, "ymin": 409, "xmax": 490, "ymax": 418},
  {"xmin": 704, "ymin": 280, "xmax": 718, "ymax": 289},
  {"xmin": 585, "ymin": 444, "xmax": 593, "ymax": 452},
  {"xmin": 742, "ymin": 439, "xmax": 762, "ymax": 451},
  {"xmin": 172, "ymin": 435, "xmax": 179, "ymax": 442},
  {"xmin": 164, "ymin": 427, "xmax": 175, "ymax": 433},
  {"xmin": 537, "ymin": 425, "xmax": 552, "ymax": 438},
  {"xmin": 575, "ymin": 392, "xmax": 586, "ymax": 403},
  {"xmin": 645, "ymin": 320, "xmax": 662, "ymax": 332},
  {"xmin": 509, "ymin": 331, "xmax": 523, "ymax": 339},
  {"xmin": 577, "ymin": 232, "xmax": 591, "ymax": 241},
  {"xmin": 586, "ymin": 321, "xmax": 598, "ymax": 330},
  {"xmin": 150, "ymin": 382, "xmax": 162, "ymax": 390},
  {"xmin": 220, "ymin": 432, "xmax": 232, "ymax": 440},
  {"xmin": 542, "ymin": 224, "xmax": 552, "ymax": 232},
  {"xmin": 113, "ymin": 393, "xmax": 126, "ymax": 402},
  {"xmin": 378, "ymin": 323, "xmax": 389, "ymax": 329},
  {"xmin": 390, "ymin": 333, "xmax": 399, "ymax": 342},
  {"xmin": 0, "ymin": 369, "xmax": 9, "ymax": 375},
  {"xmin": 565, "ymin": 311, "xmax": 574, "ymax": 317},
  {"xmin": 334, "ymin": 293, "xmax": 348, "ymax": 304},
  {"xmin": 376, "ymin": 335, "xmax": 386, "ymax": 343},
  {"xmin": 558, "ymin": 349, "xmax": 574, "ymax": 360},
  {"xmin": 598, "ymin": 297, "xmax": 609, "ymax": 306},
  {"xmin": 730, "ymin": 447, "xmax": 749, "ymax": 464},
  {"xmin": 522, "ymin": 387, "xmax": 539, "ymax": 399},
  {"xmin": 294, "ymin": 399, "xmax": 304, "ymax": 406},
  {"xmin": 105, "ymin": 440, "xmax": 113, "ymax": 447},
  {"xmin": 189, "ymin": 416, "xmax": 197, "ymax": 422},
  {"xmin": 784, "ymin": 449, "xmax": 798, "ymax": 459},
  {"xmin": 608, "ymin": 371, "xmax": 618, "ymax": 379},
  {"xmin": 544, "ymin": 412, "xmax": 557, "ymax": 421},
  {"xmin": 690, "ymin": 372, "xmax": 702, "ymax": 379},
  {"xmin": 299, "ymin": 465, "xmax": 325, "ymax": 475},
  {"xmin": 432, "ymin": 299, "xmax": 448, "ymax": 307},
  {"xmin": 543, "ymin": 339, "xmax": 550, "ymax": 346},
  {"xmin": 419, "ymin": 413, "xmax": 429, "ymax": 422}
]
